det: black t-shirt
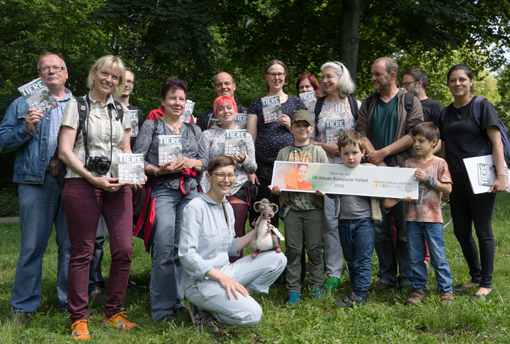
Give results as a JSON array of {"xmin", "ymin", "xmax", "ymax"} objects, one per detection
[
  {"xmin": 127, "ymin": 104, "xmax": 144, "ymax": 150},
  {"xmin": 438, "ymin": 97, "xmax": 499, "ymax": 179},
  {"xmin": 196, "ymin": 105, "xmax": 249, "ymax": 132},
  {"xmin": 421, "ymin": 98, "xmax": 444, "ymax": 126}
]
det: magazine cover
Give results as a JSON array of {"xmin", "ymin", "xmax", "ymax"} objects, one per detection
[
  {"xmin": 158, "ymin": 135, "xmax": 183, "ymax": 165},
  {"xmin": 180, "ymin": 100, "xmax": 195, "ymax": 123},
  {"xmin": 129, "ymin": 110, "xmax": 139, "ymax": 138},
  {"xmin": 225, "ymin": 129, "xmax": 247, "ymax": 156},
  {"xmin": 324, "ymin": 119, "xmax": 346, "ymax": 143},
  {"xmin": 235, "ymin": 113, "xmax": 248, "ymax": 129},
  {"xmin": 261, "ymin": 95, "xmax": 281, "ymax": 124},
  {"xmin": 117, "ymin": 153, "xmax": 145, "ymax": 184},
  {"xmin": 463, "ymin": 155, "xmax": 510, "ymax": 194},
  {"xmin": 18, "ymin": 77, "xmax": 58, "ymax": 114},
  {"xmin": 299, "ymin": 91, "xmax": 317, "ymax": 124}
]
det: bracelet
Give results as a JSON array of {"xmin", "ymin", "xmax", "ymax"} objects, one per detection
[
  {"xmin": 423, "ymin": 174, "xmax": 439, "ymax": 189},
  {"xmin": 153, "ymin": 166, "xmax": 160, "ymax": 177}
]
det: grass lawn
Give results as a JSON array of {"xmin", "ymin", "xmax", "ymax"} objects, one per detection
[{"xmin": 1, "ymin": 193, "xmax": 510, "ymax": 343}]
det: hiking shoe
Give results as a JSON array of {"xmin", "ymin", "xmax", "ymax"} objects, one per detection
[
  {"xmin": 10, "ymin": 312, "xmax": 32, "ymax": 327},
  {"xmin": 334, "ymin": 293, "xmax": 367, "ymax": 308},
  {"xmin": 324, "ymin": 276, "xmax": 341, "ymax": 291},
  {"xmin": 89, "ymin": 289, "xmax": 105, "ymax": 304},
  {"xmin": 405, "ymin": 288, "xmax": 426, "ymax": 305},
  {"xmin": 161, "ymin": 314, "xmax": 175, "ymax": 323},
  {"xmin": 312, "ymin": 287, "xmax": 325, "ymax": 300},
  {"xmin": 102, "ymin": 311, "xmax": 136, "ymax": 330},
  {"xmin": 188, "ymin": 303, "xmax": 220, "ymax": 334},
  {"xmin": 371, "ymin": 280, "xmax": 396, "ymax": 292},
  {"xmin": 70, "ymin": 318, "xmax": 93, "ymax": 341},
  {"xmin": 287, "ymin": 292, "xmax": 301, "ymax": 306},
  {"xmin": 440, "ymin": 291, "xmax": 454, "ymax": 305},
  {"xmin": 173, "ymin": 306, "xmax": 188, "ymax": 315}
]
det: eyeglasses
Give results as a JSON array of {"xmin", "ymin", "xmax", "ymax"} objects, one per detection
[
  {"xmin": 402, "ymin": 80, "xmax": 419, "ymax": 87},
  {"xmin": 266, "ymin": 72, "xmax": 285, "ymax": 79},
  {"xmin": 99, "ymin": 71, "xmax": 119, "ymax": 82},
  {"xmin": 38, "ymin": 66, "xmax": 66, "ymax": 73},
  {"xmin": 125, "ymin": 80, "xmax": 134, "ymax": 85},
  {"xmin": 212, "ymin": 173, "xmax": 237, "ymax": 180}
]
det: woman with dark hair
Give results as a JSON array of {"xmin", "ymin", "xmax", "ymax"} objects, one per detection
[
  {"xmin": 59, "ymin": 55, "xmax": 138, "ymax": 339},
  {"xmin": 246, "ymin": 59, "xmax": 307, "ymax": 227},
  {"xmin": 179, "ymin": 155, "xmax": 286, "ymax": 332},
  {"xmin": 201, "ymin": 95, "xmax": 257, "ymax": 263},
  {"xmin": 296, "ymin": 74, "xmax": 322, "ymax": 99},
  {"xmin": 439, "ymin": 64, "xmax": 506, "ymax": 298},
  {"xmin": 133, "ymin": 76, "xmax": 207, "ymax": 322}
]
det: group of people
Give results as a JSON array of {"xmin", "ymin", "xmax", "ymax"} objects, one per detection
[{"xmin": 0, "ymin": 51, "xmax": 507, "ymax": 340}]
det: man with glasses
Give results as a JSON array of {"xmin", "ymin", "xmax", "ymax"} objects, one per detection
[
  {"xmin": 355, "ymin": 57, "xmax": 423, "ymax": 292},
  {"xmin": 196, "ymin": 72, "xmax": 248, "ymax": 131},
  {"xmin": 0, "ymin": 52, "xmax": 72, "ymax": 326}
]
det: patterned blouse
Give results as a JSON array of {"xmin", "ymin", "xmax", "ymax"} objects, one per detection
[
  {"xmin": 133, "ymin": 118, "xmax": 207, "ymax": 190},
  {"xmin": 315, "ymin": 100, "xmax": 360, "ymax": 164}
]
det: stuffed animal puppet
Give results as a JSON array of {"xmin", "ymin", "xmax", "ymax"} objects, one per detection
[{"xmin": 250, "ymin": 198, "xmax": 285, "ymax": 258}]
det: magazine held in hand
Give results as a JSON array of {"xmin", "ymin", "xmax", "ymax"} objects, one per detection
[
  {"xmin": 235, "ymin": 113, "xmax": 248, "ymax": 129},
  {"xmin": 463, "ymin": 155, "xmax": 510, "ymax": 194},
  {"xmin": 18, "ymin": 77, "xmax": 59, "ymax": 114},
  {"xmin": 261, "ymin": 95, "xmax": 281, "ymax": 124},
  {"xmin": 180, "ymin": 100, "xmax": 195, "ymax": 123},
  {"xmin": 224, "ymin": 129, "xmax": 247, "ymax": 156},
  {"xmin": 158, "ymin": 135, "xmax": 182, "ymax": 165},
  {"xmin": 117, "ymin": 153, "xmax": 145, "ymax": 184},
  {"xmin": 299, "ymin": 91, "xmax": 317, "ymax": 123}
]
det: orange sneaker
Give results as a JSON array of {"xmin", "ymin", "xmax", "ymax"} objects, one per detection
[
  {"xmin": 102, "ymin": 311, "xmax": 136, "ymax": 330},
  {"xmin": 70, "ymin": 318, "xmax": 93, "ymax": 341}
]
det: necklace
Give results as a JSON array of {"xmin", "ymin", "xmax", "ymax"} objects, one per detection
[{"xmin": 162, "ymin": 116, "xmax": 181, "ymax": 133}]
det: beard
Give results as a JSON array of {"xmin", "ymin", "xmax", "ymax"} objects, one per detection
[{"xmin": 374, "ymin": 75, "xmax": 392, "ymax": 92}]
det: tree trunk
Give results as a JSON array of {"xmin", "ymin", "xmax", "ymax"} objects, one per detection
[{"xmin": 336, "ymin": 0, "xmax": 364, "ymax": 85}]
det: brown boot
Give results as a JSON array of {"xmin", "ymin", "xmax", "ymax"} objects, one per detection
[
  {"xmin": 405, "ymin": 288, "xmax": 426, "ymax": 305},
  {"xmin": 440, "ymin": 291, "xmax": 454, "ymax": 305}
]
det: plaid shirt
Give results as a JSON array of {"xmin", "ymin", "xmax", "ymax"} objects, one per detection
[{"xmin": 47, "ymin": 88, "xmax": 73, "ymax": 163}]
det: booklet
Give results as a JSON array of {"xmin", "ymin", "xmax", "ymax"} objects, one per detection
[
  {"xmin": 180, "ymin": 100, "xmax": 195, "ymax": 123},
  {"xmin": 299, "ymin": 91, "xmax": 317, "ymax": 124},
  {"xmin": 18, "ymin": 77, "xmax": 59, "ymax": 114},
  {"xmin": 261, "ymin": 95, "xmax": 281, "ymax": 124},
  {"xmin": 225, "ymin": 129, "xmax": 247, "ymax": 156},
  {"xmin": 117, "ymin": 153, "xmax": 145, "ymax": 184},
  {"xmin": 129, "ymin": 110, "xmax": 139, "ymax": 138},
  {"xmin": 158, "ymin": 135, "xmax": 182, "ymax": 165},
  {"xmin": 463, "ymin": 155, "xmax": 510, "ymax": 194},
  {"xmin": 235, "ymin": 113, "xmax": 248, "ymax": 129},
  {"xmin": 324, "ymin": 119, "xmax": 346, "ymax": 143}
]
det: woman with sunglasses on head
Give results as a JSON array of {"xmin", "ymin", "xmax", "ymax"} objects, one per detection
[
  {"xmin": 310, "ymin": 61, "xmax": 360, "ymax": 292},
  {"xmin": 246, "ymin": 59, "xmax": 307, "ymax": 228},
  {"xmin": 201, "ymin": 95, "xmax": 257, "ymax": 262},
  {"xmin": 59, "ymin": 55, "xmax": 140, "ymax": 340},
  {"xmin": 439, "ymin": 64, "xmax": 506, "ymax": 299}
]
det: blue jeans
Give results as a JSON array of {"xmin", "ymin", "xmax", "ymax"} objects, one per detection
[
  {"xmin": 88, "ymin": 216, "xmax": 107, "ymax": 294},
  {"xmin": 11, "ymin": 173, "xmax": 71, "ymax": 313},
  {"xmin": 406, "ymin": 222, "xmax": 453, "ymax": 293},
  {"xmin": 338, "ymin": 218, "xmax": 375, "ymax": 298},
  {"xmin": 151, "ymin": 187, "xmax": 197, "ymax": 320},
  {"xmin": 374, "ymin": 199, "xmax": 412, "ymax": 286}
]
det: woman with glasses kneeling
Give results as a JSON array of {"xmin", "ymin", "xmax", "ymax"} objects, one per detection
[
  {"xmin": 179, "ymin": 156, "xmax": 286, "ymax": 332},
  {"xmin": 59, "ymin": 55, "xmax": 139, "ymax": 340},
  {"xmin": 133, "ymin": 76, "xmax": 207, "ymax": 323}
]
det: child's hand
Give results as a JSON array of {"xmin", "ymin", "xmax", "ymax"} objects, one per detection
[
  {"xmin": 268, "ymin": 185, "xmax": 281, "ymax": 195},
  {"xmin": 404, "ymin": 196, "xmax": 413, "ymax": 202},
  {"xmin": 315, "ymin": 189, "xmax": 326, "ymax": 196},
  {"xmin": 384, "ymin": 198, "xmax": 400, "ymax": 209},
  {"xmin": 414, "ymin": 168, "xmax": 426, "ymax": 182}
]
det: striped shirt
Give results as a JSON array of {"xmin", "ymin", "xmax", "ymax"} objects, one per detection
[
  {"xmin": 61, "ymin": 92, "xmax": 130, "ymax": 179},
  {"xmin": 47, "ymin": 88, "xmax": 73, "ymax": 163}
]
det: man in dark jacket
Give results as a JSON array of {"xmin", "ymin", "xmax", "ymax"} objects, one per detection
[{"xmin": 355, "ymin": 57, "xmax": 423, "ymax": 292}]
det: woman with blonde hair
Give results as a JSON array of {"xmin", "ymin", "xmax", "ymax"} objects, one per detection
[{"xmin": 59, "ymin": 55, "xmax": 139, "ymax": 340}]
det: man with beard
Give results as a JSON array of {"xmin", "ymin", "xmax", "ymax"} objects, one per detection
[
  {"xmin": 355, "ymin": 57, "xmax": 423, "ymax": 292},
  {"xmin": 402, "ymin": 68, "xmax": 444, "ymax": 153}
]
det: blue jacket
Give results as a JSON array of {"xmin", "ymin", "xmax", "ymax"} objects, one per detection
[{"xmin": 0, "ymin": 92, "xmax": 72, "ymax": 184}]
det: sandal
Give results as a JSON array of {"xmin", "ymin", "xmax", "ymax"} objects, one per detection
[
  {"xmin": 405, "ymin": 288, "xmax": 426, "ymax": 305},
  {"xmin": 453, "ymin": 282, "xmax": 479, "ymax": 292},
  {"xmin": 440, "ymin": 292, "xmax": 454, "ymax": 305}
]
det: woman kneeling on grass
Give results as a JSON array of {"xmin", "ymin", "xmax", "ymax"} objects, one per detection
[{"xmin": 179, "ymin": 155, "xmax": 286, "ymax": 333}]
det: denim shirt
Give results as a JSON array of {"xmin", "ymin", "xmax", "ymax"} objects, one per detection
[
  {"xmin": 179, "ymin": 193, "xmax": 239, "ymax": 289},
  {"xmin": 0, "ymin": 91, "xmax": 73, "ymax": 184}
]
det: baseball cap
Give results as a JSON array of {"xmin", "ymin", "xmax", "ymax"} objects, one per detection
[{"xmin": 290, "ymin": 109, "xmax": 313, "ymax": 126}]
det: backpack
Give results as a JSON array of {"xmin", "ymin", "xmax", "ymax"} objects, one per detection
[
  {"xmin": 49, "ymin": 95, "xmax": 124, "ymax": 187},
  {"xmin": 440, "ymin": 96, "xmax": 510, "ymax": 166},
  {"xmin": 314, "ymin": 96, "xmax": 359, "ymax": 125}
]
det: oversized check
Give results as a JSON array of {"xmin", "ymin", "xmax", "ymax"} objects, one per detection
[{"xmin": 271, "ymin": 161, "xmax": 419, "ymax": 199}]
